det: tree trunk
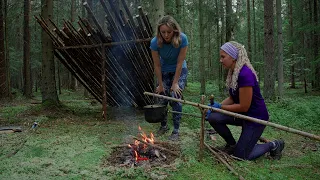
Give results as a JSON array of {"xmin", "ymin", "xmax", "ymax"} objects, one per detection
[
  {"xmin": 175, "ymin": 0, "xmax": 182, "ymax": 26},
  {"xmin": 24, "ymin": 0, "xmax": 32, "ymax": 98},
  {"xmin": 289, "ymin": 0, "xmax": 295, "ymax": 88},
  {"xmin": 263, "ymin": 0, "xmax": 275, "ymax": 100},
  {"xmin": 252, "ymin": 0, "xmax": 257, "ymax": 60},
  {"xmin": 276, "ymin": 0, "xmax": 284, "ymax": 98},
  {"xmin": 151, "ymin": 0, "xmax": 164, "ymax": 31},
  {"xmin": 313, "ymin": 0, "xmax": 319, "ymax": 88},
  {"xmin": 4, "ymin": 0, "xmax": 10, "ymax": 99},
  {"xmin": 165, "ymin": 0, "xmax": 174, "ymax": 16},
  {"xmin": 41, "ymin": 0, "xmax": 59, "ymax": 105},
  {"xmin": 225, "ymin": 0, "xmax": 232, "ymax": 41},
  {"xmin": 199, "ymin": 0, "xmax": 205, "ymax": 94},
  {"xmin": 0, "ymin": 0, "xmax": 8, "ymax": 99},
  {"xmin": 69, "ymin": 0, "xmax": 76, "ymax": 91},
  {"xmin": 247, "ymin": 0, "xmax": 251, "ymax": 60}
]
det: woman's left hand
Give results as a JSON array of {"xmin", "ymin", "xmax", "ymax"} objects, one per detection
[{"xmin": 170, "ymin": 83, "xmax": 182, "ymax": 98}]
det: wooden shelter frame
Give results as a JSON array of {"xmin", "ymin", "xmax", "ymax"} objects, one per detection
[{"xmin": 36, "ymin": 0, "xmax": 156, "ymax": 119}]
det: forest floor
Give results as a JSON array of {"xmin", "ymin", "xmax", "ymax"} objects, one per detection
[{"xmin": 0, "ymin": 82, "xmax": 320, "ymax": 180}]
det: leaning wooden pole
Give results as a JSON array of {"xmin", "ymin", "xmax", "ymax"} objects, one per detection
[
  {"xmin": 199, "ymin": 95, "xmax": 206, "ymax": 161},
  {"xmin": 101, "ymin": 45, "xmax": 107, "ymax": 120},
  {"xmin": 144, "ymin": 92, "xmax": 320, "ymax": 141}
]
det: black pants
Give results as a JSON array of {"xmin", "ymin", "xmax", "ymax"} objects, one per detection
[{"xmin": 208, "ymin": 112, "xmax": 273, "ymax": 160}]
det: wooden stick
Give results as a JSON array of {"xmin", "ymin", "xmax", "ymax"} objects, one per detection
[
  {"xmin": 130, "ymin": 136, "xmax": 179, "ymax": 156},
  {"xmin": 168, "ymin": 110, "xmax": 202, "ymax": 118},
  {"xmin": 55, "ymin": 38, "xmax": 152, "ymax": 49},
  {"xmin": 204, "ymin": 143, "xmax": 245, "ymax": 180},
  {"xmin": 209, "ymin": 145, "xmax": 245, "ymax": 161},
  {"xmin": 199, "ymin": 95, "xmax": 206, "ymax": 161},
  {"xmin": 259, "ymin": 136, "xmax": 271, "ymax": 143},
  {"xmin": 144, "ymin": 92, "xmax": 320, "ymax": 141}
]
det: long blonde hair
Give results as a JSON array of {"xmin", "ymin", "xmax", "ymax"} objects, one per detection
[
  {"xmin": 226, "ymin": 41, "xmax": 259, "ymax": 91},
  {"xmin": 156, "ymin": 15, "xmax": 182, "ymax": 48}
]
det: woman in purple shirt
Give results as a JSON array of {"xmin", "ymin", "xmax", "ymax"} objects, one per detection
[{"xmin": 207, "ymin": 41, "xmax": 285, "ymax": 160}]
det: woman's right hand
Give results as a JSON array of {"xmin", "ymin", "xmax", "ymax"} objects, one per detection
[{"xmin": 155, "ymin": 85, "xmax": 165, "ymax": 94}]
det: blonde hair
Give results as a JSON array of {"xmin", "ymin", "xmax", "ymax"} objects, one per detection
[
  {"xmin": 226, "ymin": 41, "xmax": 259, "ymax": 91},
  {"xmin": 156, "ymin": 15, "xmax": 182, "ymax": 48}
]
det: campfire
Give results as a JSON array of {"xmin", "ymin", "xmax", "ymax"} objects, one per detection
[
  {"xmin": 127, "ymin": 127, "xmax": 166, "ymax": 165},
  {"xmin": 104, "ymin": 126, "xmax": 179, "ymax": 168}
]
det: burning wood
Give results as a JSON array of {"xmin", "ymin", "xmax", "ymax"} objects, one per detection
[{"xmin": 108, "ymin": 126, "xmax": 178, "ymax": 167}]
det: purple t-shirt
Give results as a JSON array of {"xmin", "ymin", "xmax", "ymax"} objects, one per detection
[{"xmin": 229, "ymin": 65, "xmax": 269, "ymax": 126}]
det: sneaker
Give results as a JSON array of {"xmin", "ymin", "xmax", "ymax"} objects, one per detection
[
  {"xmin": 217, "ymin": 144, "xmax": 236, "ymax": 155},
  {"xmin": 270, "ymin": 140, "xmax": 285, "ymax": 160},
  {"xmin": 168, "ymin": 132, "xmax": 179, "ymax": 141},
  {"xmin": 156, "ymin": 126, "xmax": 169, "ymax": 136}
]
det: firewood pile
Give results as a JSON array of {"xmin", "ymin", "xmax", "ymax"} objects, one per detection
[{"xmin": 36, "ymin": 0, "xmax": 155, "ymax": 107}]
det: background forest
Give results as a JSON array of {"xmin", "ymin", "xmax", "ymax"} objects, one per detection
[
  {"xmin": 0, "ymin": 0, "xmax": 320, "ymax": 179},
  {"xmin": 0, "ymin": 0, "xmax": 319, "ymax": 100}
]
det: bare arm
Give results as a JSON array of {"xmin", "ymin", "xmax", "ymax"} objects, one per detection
[
  {"xmin": 221, "ymin": 86, "xmax": 252, "ymax": 112},
  {"xmin": 221, "ymin": 96, "xmax": 234, "ymax": 105},
  {"xmin": 151, "ymin": 50, "xmax": 164, "ymax": 93},
  {"xmin": 172, "ymin": 46, "xmax": 188, "ymax": 85}
]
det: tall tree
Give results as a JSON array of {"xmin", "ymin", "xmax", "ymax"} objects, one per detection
[
  {"xmin": 69, "ymin": 0, "xmax": 76, "ymax": 91},
  {"xmin": 289, "ymin": 0, "xmax": 295, "ymax": 88},
  {"xmin": 225, "ymin": 0, "xmax": 232, "ymax": 41},
  {"xmin": 24, "ymin": 0, "xmax": 32, "ymax": 98},
  {"xmin": 41, "ymin": 0, "xmax": 59, "ymax": 105},
  {"xmin": 4, "ymin": 0, "xmax": 10, "ymax": 99},
  {"xmin": 263, "ymin": 0, "xmax": 275, "ymax": 100},
  {"xmin": 151, "ymin": 0, "xmax": 164, "ymax": 31},
  {"xmin": 276, "ymin": 0, "xmax": 284, "ymax": 98},
  {"xmin": 175, "ymin": 0, "xmax": 182, "ymax": 25},
  {"xmin": 252, "ymin": 0, "xmax": 257, "ymax": 59},
  {"xmin": 0, "ymin": 0, "xmax": 8, "ymax": 99},
  {"xmin": 313, "ymin": 0, "xmax": 319, "ymax": 88},
  {"xmin": 246, "ymin": 0, "xmax": 251, "ymax": 59},
  {"xmin": 199, "ymin": 0, "xmax": 205, "ymax": 94}
]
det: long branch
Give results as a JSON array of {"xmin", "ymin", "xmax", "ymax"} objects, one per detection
[
  {"xmin": 144, "ymin": 92, "xmax": 320, "ymax": 141},
  {"xmin": 55, "ymin": 38, "xmax": 152, "ymax": 49}
]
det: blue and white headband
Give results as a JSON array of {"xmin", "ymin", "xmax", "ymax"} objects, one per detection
[{"xmin": 221, "ymin": 42, "xmax": 238, "ymax": 60}]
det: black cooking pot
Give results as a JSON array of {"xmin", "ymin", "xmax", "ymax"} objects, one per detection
[{"xmin": 144, "ymin": 104, "xmax": 167, "ymax": 123}]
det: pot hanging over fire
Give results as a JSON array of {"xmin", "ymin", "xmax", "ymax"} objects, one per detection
[{"xmin": 143, "ymin": 104, "xmax": 167, "ymax": 123}]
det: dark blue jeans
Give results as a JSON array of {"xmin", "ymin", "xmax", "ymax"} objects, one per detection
[
  {"xmin": 208, "ymin": 112, "xmax": 273, "ymax": 160},
  {"xmin": 158, "ymin": 68, "xmax": 188, "ymax": 133}
]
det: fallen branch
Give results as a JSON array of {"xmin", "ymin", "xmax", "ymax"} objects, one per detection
[
  {"xmin": 130, "ymin": 135, "xmax": 179, "ymax": 156},
  {"xmin": 204, "ymin": 142, "xmax": 245, "ymax": 180},
  {"xmin": 144, "ymin": 92, "xmax": 320, "ymax": 141},
  {"xmin": 209, "ymin": 145, "xmax": 245, "ymax": 162}
]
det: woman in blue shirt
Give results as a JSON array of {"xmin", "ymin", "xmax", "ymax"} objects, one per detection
[{"xmin": 150, "ymin": 15, "xmax": 188, "ymax": 141}]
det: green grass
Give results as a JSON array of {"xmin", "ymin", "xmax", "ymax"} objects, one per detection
[{"xmin": 0, "ymin": 83, "xmax": 319, "ymax": 179}]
